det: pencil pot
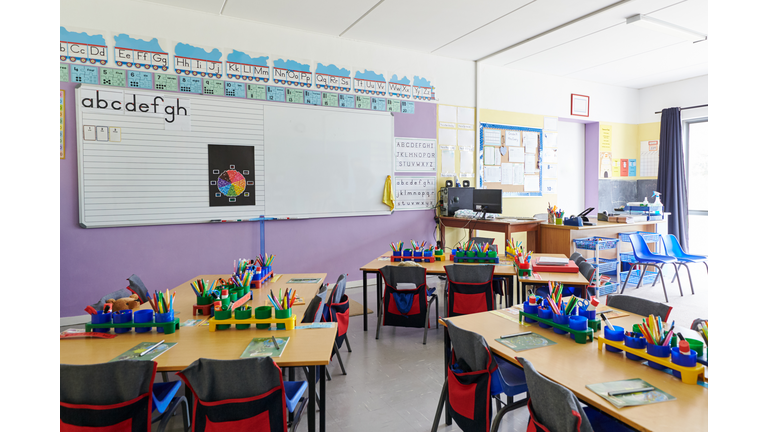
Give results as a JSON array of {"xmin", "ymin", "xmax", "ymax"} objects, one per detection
[
  {"xmin": 523, "ymin": 302, "xmax": 538, "ymax": 323},
  {"xmin": 404, "ymin": 249, "xmax": 413, "ymax": 259},
  {"xmin": 555, "ymin": 218, "xmax": 563, "ymax": 225},
  {"xmin": 214, "ymin": 310, "xmax": 231, "ymax": 330},
  {"xmin": 624, "ymin": 334, "xmax": 647, "ymax": 361},
  {"xmin": 197, "ymin": 295, "xmax": 213, "ymax": 306},
  {"xmin": 686, "ymin": 339, "xmax": 704, "ymax": 357},
  {"xmin": 414, "ymin": 251, "xmax": 423, "ymax": 262},
  {"xmin": 646, "ymin": 344, "xmax": 671, "ymax": 370},
  {"xmin": 255, "ymin": 306, "xmax": 272, "ymax": 329},
  {"xmin": 569, "ymin": 316, "xmax": 587, "ymax": 340},
  {"xmin": 91, "ymin": 311, "xmax": 112, "ymax": 333},
  {"xmin": 468, "ymin": 251, "xmax": 477, "ymax": 258},
  {"xmin": 220, "ymin": 295, "xmax": 231, "ymax": 309},
  {"xmin": 235, "ymin": 307, "xmax": 252, "ymax": 330},
  {"xmin": 537, "ymin": 307, "xmax": 553, "ymax": 329},
  {"xmin": 275, "ymin": 308, "xmax": 292, "ymax": 330},
  {"xmin": 580, "ymin": 309, "xmax": 596, "ymax": 320},
  {"xmin": 424, "ymin": 250, "xmax": 433, "ymax": 260},
  {"xmin": 548, "ymin": 213, "xmax": 554, "ymax": 224},
  {"xmin": 229, "ymin": 288, "xmax": 240, "ymax": 301},
  {"xmin": 604, "ymin": 326, "xmax": 624, "ymax": 353},
  {"xmin": 488, "ymin": 250, "xmax": 497, "ymax": 260},
  {"xmin": 156, "ymin": 310, "xmax": 175, "ymax": 333},
  {"xmin": 113, "ymin": 310, "xmax": 133, "ymax": 334},
  {"xmin": 553, "ymin": 314, "xmax": 569, "ymax": 334},
  {"xmin": 133, "ymin": 310, "xmax": 153, "ymax": 333},
  {"xmin": 671, "ymin": 347, "xmax": 697, "ymax": 378},
  {"xmin": 393, "ymin": 251, "xmax": 402, "ymax": 262}
]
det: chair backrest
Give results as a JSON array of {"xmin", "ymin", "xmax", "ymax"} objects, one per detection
[
  {"xmin": 569, "ymin": 252, "xmax": 586, "ymax": 266},
  {"xmin": 518, "ymin": 357, "xmax": 594, "ymax": 432},
  {"xmin": 379, "ymin": 265, "xmax": 427, "ymax": 290},
  {"xmin": 470, "ymin": 237, "xmax": 495, "ymax": 246},
  {"xmin": 628, "ymin": 233, "xmax": 654, "ymax": 257},
  {"xmin": 605, "ymin": 294, "xmax": 672, "ymax": 322},
  {"xmin": 61, "ymin": 361, "xmax": 156, "ymax": 431},
  {"xmin": 578, "ymin": 261, "xmax": 595, "ymax": 284},
  {"xmin": 445, "ymin": 319, "xmax": 496, "ymax": 373},
  {"xmin": 177, "ymin": 357, "xmax": 286, "ymax": 432},
  {"xmin": 445, "ymin": 264, "xmax": 494, "ymax": 284},
  {"xmin": 445, "ymin": 264, "xmax": 495, "ymax": 316},
  {"xmin": 661, "ymin": 234, "xmax": 684, "ymax": 257},
  {"xmin": 328, "ymin": 274, "xmax": 347, "ymax": 305},
  {"xmin": 302, "ymin": 294, "xmax": 325, "ymax": 323}
]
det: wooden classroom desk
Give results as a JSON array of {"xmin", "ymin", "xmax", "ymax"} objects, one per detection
[
  {"xmin": 61, "ymin": 273, "xmax": 335, "ymax": 432},
  {"xmin": 358, "ymin": 253, "xmax": 588, "ymax": 331},
  {"xmin": 439, "ymin": 309, "xmax": 707, "ymax": 432},
  {"xmin": 439, "ymin": 216, "xmax": 542, "ymax": 252},
  {"xmin": 539, "ymin": 219, "xmax": 667, "ymax": 258}
]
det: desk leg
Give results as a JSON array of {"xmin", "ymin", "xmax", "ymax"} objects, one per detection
[
  {"xmin": 444, "ymin": 326, "xmax": 452, "ymax": 425},
  {"xmin": 377, "ymin": 273, "xmax": 383, "ymax": 318},
  {"xmin": 288, "ymin": 368, "xmax": 295, "ymax": 423},
  {"xmin": 319, "ymin": 365, "xmax": 326, "ymax": 432},
  {"xmin": 362, "ymin": 271, "xmax": 368, "ymax": 331},
  {"xmin": 308, "ymin": 366, "xmax": 316, "ymax": 432}
]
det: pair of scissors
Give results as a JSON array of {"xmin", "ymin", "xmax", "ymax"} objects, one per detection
[{"xmin": 577, "ymin": 299, "xmax": 589, "ymax": 310}]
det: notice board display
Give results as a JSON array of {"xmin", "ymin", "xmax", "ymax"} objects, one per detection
[{"xmin": 478, "ymin": 122, "xmax": 543, "ymax": 197}]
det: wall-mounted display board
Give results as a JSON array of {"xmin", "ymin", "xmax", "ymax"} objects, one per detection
[
  {"xmin": 75, "ymin": 84, "xmax": 395, "ymax": 227},
  {"xmin": 478, "ymin": 123, "xmax": 543, "ymax": 197}
]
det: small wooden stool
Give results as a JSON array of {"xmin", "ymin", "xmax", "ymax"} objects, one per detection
[{"xmin": 193, "ymin": 303, "xmax": 213, "ymax": 316}]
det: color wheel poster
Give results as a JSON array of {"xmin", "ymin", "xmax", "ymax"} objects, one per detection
[{"xmin": 208, "ymin": 144, "xmax": 255, "ymax": 206}]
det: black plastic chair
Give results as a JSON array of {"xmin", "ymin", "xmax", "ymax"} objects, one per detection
[
  {"xmin": 325, "ymin": 274, "xmax": 350, "ymax": 376},
  {"xmin": 377, "ymin": 265, "xmax": 439, "ymax": 345},
  {"xmin": 605, "ymin": 294, "xmax": 672, "ymax": 322},
  {"xmin": 445, "ymin": 264, "xmax": 496, "ymax": 317}
]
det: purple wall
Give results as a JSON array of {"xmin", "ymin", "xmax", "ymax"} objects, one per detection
[
  {"xmin": 60, "ymin": 81, "xmax": 436, "ymax": 317},
  {"xmin": 584, "ymin": 122, "xmax": 599, "ymax": 211}
]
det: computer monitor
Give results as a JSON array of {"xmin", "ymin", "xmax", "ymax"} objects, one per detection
[{"xmin": 473, "ymin": 189, "xmax": 502, "ymax": 218}]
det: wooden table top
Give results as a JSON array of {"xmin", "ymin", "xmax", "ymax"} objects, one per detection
[
  {"xmin": 439, "ymin": 216, "xmax": 544, "ymax": 226},
  {"xmin": 360, "ymin": 253, "xmax": 589, "ymax": 286},
  {"xmin": 61, "ymin": 274, "xmax": 337, "ymax": 370},
  {"xmin": 442, "ymin": 310, "xmax": 707, "ymax": 432}
]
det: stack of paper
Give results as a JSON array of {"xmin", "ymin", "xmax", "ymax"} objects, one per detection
[{"xmin": 537, "ymin": 256, "xmax": 569, "ymax": 266}]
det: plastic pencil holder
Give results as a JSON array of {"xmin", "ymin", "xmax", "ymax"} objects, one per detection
[
  {"xmin": 523, "ymin": 302, "xmax": 538, "ymax": 323},
  {"xmin": 624, "ymin": 334, "xmax": 647, "ymax": 361},
  {"xmin": 580, "ymin": 309, "xmax": 596, "ymax": 320},
  {"xmin": 555, "ymin": 218, "xmax": 563, "ymax": 225},
  {"xmin": 435, "ymin": 249, "xmax": 443, "ymax": 256},
  {"xmin": 133, "ymin": 310, "xmax": 153, "ymax": 334},
  {"xmin": 537, "ymin": 307, "xmax": 553, "ymax": 329},
  {"xmin": 156, "ymin": 310, "xmax": 175, "ymax": 333},
  {"xmin": 424, "ymin": 250, "xmax": 433, "ymax": 259},
  {"xmin": 220, "ymin": 296, "xmax": 231, "ymax": 309},
  {"xmin": 393, "ymin": 251, "xmax": 402, "ymax": 262},
  {"xmin": 686, "ymin": 338, "xmax": 704, "ymax": 357},
  {"xmin": 488, "ymin": 250, "xmax": 497, "ymax": 259},
  {"xmin": 569, "ymin": 316, "xmax": 587, "ymax": 340},
  {"xmin": 235, "ymin": 306, "xmax": 252, "ymax": 330},
  {"xmin": 587, "ymin": 319, "xmax": 601, "ymax": 333},
  {"xmin": 113, "ymin": 310, "xmax": 133, "ymax": 334},
  {"xmin": 552, "ymin": 314, "xmax": 569, "ymax": 334},
  {"xmin": 548, "ymin": 213, "xmax": 554, "ymax": 224},
  {"xmin": 414, "ymin": 251, "xmax": 423, "ymax": 262},
  {"xmin": 671, "ymin": 347, "xmax": 698, "ymax": 379},
  {"xmin": 197, "ymin": 295, "xmax": 213, "ymax": 306},
  {"xmin": 91, "ymin": 311, "xmax": 112, "ymax": 333},
  {"xmin": 255, "ymin": 306, "xmax": 272, "ymax": 329},
  {"xmin": 275, "ymin": 308, "xmax": 292, "ymax": 330},
  {"xmin": 468, "ymin": 251, "xmax": 477, "ymax": 258},
  {"xmin": 214, "ymin": 309, "xmax": 232, "ymax": 330},
  {"xmin": 603, "ymin": 326, "xmax": 624, "ymax": 353},
  {"xmin": 404, "ymin": 249, "xmax": 413, "ymax": 258},
  {"xmin": 230, "ymin": 289, "xmax": 240, "ymax": 301},
  {"xmin": 646, "ymin": 344, "xmax": 671, "ymax": 370},
  {"xmin": 518, "ymin": 262, "xmax": 530, "ymax": 270}
]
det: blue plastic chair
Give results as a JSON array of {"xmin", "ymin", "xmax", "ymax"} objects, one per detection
[
  {"xmin": 489, "ymin": 357, "xmax": 529, "ymax": 432},
  {"xmin": 151, "ymin": 381, "xmax": 190, "ymax": 432},
  {"xmin": 621, "ymin": 234, "xmax": 682, "ymax": 303},
  {"xmin": 658, "ymin": 234, "xmax": 707, "ymax": 295}
]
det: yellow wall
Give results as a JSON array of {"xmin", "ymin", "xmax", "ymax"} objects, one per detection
[
  {"xmin": 637, "ymin": 122, "xmax": 661, "ymax": 180},
  {"xmin": 599, "ymin": 121, "xmax": 639, "ymax": 180}
]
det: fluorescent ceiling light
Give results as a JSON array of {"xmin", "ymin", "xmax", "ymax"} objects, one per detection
[{"xmin": 626, "ymin": 14, "xmax": 707, "ymax": 42}]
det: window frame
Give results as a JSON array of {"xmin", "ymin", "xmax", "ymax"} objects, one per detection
[{"xmin": 683, "ymin": 117, "xmax": 708, "ymax": 216}]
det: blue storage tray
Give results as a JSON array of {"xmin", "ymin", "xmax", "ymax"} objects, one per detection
[
  {"xmin": 598, "ymin": 282, "xmax": 619, "ymax": 296},
  {"xmin": 619, "ymin": 269, "xmax": 659, "ymax": 286},
  {"xmin": 585, "ymin": 257, "xmax": 619, "ymax": 274},
  {"xmin": 573, "ymin": 237, "xmax": 619, "ymax": 251},
  {"xmin": 618, "ymin": 231, "xmax": 661, "ymax": 243}
]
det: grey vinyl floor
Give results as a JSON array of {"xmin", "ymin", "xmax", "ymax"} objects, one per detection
[{"xmin": 62, "ymin": 264, "xmax": 708, "ymax": 432}]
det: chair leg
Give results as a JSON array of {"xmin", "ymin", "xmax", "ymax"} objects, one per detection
[
  {"xmin": 490, "ymin": 397, "xmax": 528, "ymax": 432},
  {"xmin": 651, "ymin": 265, "xmax": 662, "ymax": 287},
  {"xmin": 333, "ymin": 343, "xmax": 347, "ymax": 375},
  {"xmin": 682, "ymin": 263, "xmax": 694, "ymax": 295},
  {"xmin": 289, "ymin": 396, "xmax": 308, "ymax": 432},
  {"xmin": 344, "ymin": 334, "xmax": 352, "ymax": 352},
  {"xmin": 620, "ymin": 263, "xmax": 637, "ymax": 294},
  {"xmin": 636, "ymin": 265, "xmax": 647, "ymax": 289},
  {"xmin": 704, "ymin": 262, "xmax": 708, "ymax": 273},
  {"xmin": 672, "ymin": 263, "xmax": 684, "ymax": 296},
  {"xmin": 325, "ymin": 367, "xmax": 331, "ymax": 381},
  {"xmin": 424, "ymin": 296, "xmax": 437, "ymax": 345},
  {"xmin": 431, "ymin": 378, "xmax": 448, "ymax": 432},
  {"xmin": 656, "ymin": 265, "xmax": 669, "ymax": 303},
  {"xmin": 376, "ymin": 297, "xmax": 384, "ymax": 340},
  {"xmin": 154, "ymin": 396, "xmax": 189, "ymax": 432}
]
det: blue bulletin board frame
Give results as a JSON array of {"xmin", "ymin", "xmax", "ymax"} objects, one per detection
[{"xmin": 478, "ymin": 122, "xmax": 543, "ymax": 197}]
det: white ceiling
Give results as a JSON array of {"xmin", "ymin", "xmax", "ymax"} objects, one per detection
[{"xmin": 138, "ymin": 0, "xmax": 708, "ymax": 89}]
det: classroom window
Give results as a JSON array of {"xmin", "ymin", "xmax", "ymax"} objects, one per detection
[{"xmin": 683, "ymin": 118, "xmax": 708, "ymax": 254}]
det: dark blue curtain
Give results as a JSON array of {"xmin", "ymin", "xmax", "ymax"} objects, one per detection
[{"xmin": 657, "ymin": 107, "xmax": 689, "ymax": 251}]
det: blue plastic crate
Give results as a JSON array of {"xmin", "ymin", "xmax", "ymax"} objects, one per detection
[
  {"xmin": 619, "ymin": 269, "xmax": 659, "ymax": 286},
  {"xmin": 618, "ymin": 231, "xmax": 661, "ymax": 243},
  {"xmin": 620, "ymin": 252, "xmax": 638, "ymax": 263},
  {"xmin": 573, "ymin": 236, "xmax": 619, "ymax": 251},
  {"xmin": 585, "ymin": 257, "xmax": 619, "ymax": 274},
  {"xmin": 598, "ymin": 282, "xmax": 619, "ymax": 296}
]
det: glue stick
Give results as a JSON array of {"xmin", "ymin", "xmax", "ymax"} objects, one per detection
[{"xmin": 587, "ymin": 297, "xmax": 599, "ymax": 311}]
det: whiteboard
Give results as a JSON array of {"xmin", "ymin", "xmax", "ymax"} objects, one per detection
[
  {"xmin": 264, "ymin": 104, "xmax": 394, "ymax": 218},
  {"xmin": 75, "ymin": 84, "xmax": 393, "ymax": 228}
]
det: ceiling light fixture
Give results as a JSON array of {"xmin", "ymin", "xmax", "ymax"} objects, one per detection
[{"xmin": 626, "ymin": 14, "xmax": 706, "ymax": 42}]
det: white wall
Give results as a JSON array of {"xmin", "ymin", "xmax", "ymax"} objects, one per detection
[
  {"xmin": 61, "ymin": 0, "xmax": 476, "ymax": 107},
  {"xmin": 478, "ymin": 64, "xmax": 640, "ymax": 124},
  {"xmin": 638, "ymin": 75, "xmax": 708, "ymax": 123}
]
